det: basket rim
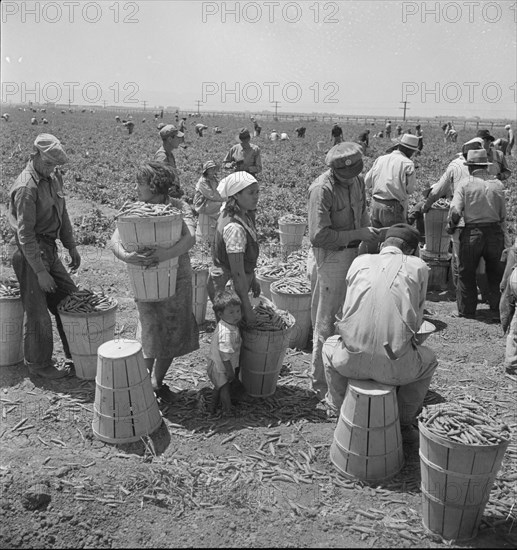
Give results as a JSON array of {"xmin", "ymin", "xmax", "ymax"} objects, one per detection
[
  {"xmin": 418, "ymin": 420, "xmax": 511, "ymax": 449},
  {"xmin": 117, "ymin": 212, "xmax": 183, "ymax": 222},
  {"xmin": 58, "ymin": 301, "xmax": 118, "ymax": 316}
]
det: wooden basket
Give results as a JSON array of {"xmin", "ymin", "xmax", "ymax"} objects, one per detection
[
  {"xmin": 116, "ymin": 212, "xmax": 183, "ymax": 249},
  {"xmin": 418, "ymin": 420, "xmax": 510, "ymax": 541},
  {"xmin": 270, "ymin": 283, "xmax": 312, "ymax": 350},
  {"xmin": 278, "ymin": 221, "xmax": 307, "ymax": 257},
  {"xmin": 424, "ymin": 207, "xmax": 450, "ymax": 256},
  {"xmin": 92, "ymin": 339, "xmax": 162, "ymax": 444},
  {"xmin": 330, "ymin": 379, "xmax": 404, "ymax": 483},
  {"xmin": 239, "ymin": 312, "xmax": 294, "ymax": 398},
  {"xmin": 255, "ymin": 273, "xmax": 281, "ymax": 302},
  {"xmin": 58, "ymin": 300, "xmax": 118, "ymax": 380},
  {"xmin": 126, "ymin": 257, "xmax": 179, "ymax": 301},
  {"xmin": 192, "ymin": 267, "xmax": 209, "ymax": 325},
  {"xmin": 421, "ymin": 248, "xmax": 451, "ymax": 291},
  {"xmin": 0, "ymin": 296, "xmax": 24, "ymax": 367}
]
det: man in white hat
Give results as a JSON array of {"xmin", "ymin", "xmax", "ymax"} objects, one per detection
[
  {"xmin": 9, "ymin": 134, "xmax": 80, "ymax": 379},
  {"xmin": 448, "ymin": 149, "xmax": 506, "ymax": 318},
  {"xmin": 422, "ymin": 137, "xmax": 485, "ymax": 289},
  {"xmin": 364, "ymin": 133, "xmax": 419, "ymax": 243},
  {"xmin": 223, "ymin": 128, "xmax": 262, "ymax": 175},
  {"xmin": 155, "ymin": 124, "xmax": 185, "ymax": 169},
  {"xmin": 307, "ymin": 142, "xmax": 380, "ymax": 400},
  {"xmin": 477, "ymin": 129, "xmax": 511, "ymax": 182}
]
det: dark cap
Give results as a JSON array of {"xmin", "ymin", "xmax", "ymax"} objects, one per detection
[
  {"xmin": 239, "ymin": 127, "xmax": 251, "ymax": 140},
  {"xmin": 385, "ymin": 223, "xmax": 420, "ymax": 251},
  {"xmin": 325, "ymin": 142, "xmax": 363, "ymax": 178},
  {"xmin": 476, "ymin": 129, "xmax": 495, "ymax": 142}
]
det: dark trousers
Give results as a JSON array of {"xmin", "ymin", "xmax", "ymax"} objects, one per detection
[
  {"xmin": 12, "ymin": 242, "xmax": 77, "ymax": 368},
  {"xmin": 456, "ymin": 225, "xmax": 505, "ymax": 315}
]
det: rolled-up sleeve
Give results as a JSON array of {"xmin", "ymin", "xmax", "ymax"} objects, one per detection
[{"xmin": 12, "ymin": 188, "xmax": 47, "ymax": 274}]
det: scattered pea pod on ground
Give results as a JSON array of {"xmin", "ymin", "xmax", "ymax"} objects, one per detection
[
  {"xmin": 0, "ymin": 280, "xmax": 21, "ymax": 298},
  {"xmin": 419, "ymin": 402, "xmax": 511, "ymax": 446},
  {"xmin": 279, "ymin": 214, "xmax": 307, "ymax": 225},
  {"xmin": 270, "ymin": 276, "xmax": 312, "ymax": 295},
  {"xmin": 244, "ymin": 301, "xmax": 293, "ymax": 332},
  {"xmin": 58, "ymin": 289, "xmax": 117, "ymax": 314},
  {"xmin": 115, "ymin": 201, "xmax": 183, "ymax": 219}
]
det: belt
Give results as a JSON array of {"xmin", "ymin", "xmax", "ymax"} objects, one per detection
[
  {"xmin": 373, "ymin": 197, "xmax": 401, "ymax": 205},
  {"xmin": 36, "ymin": 234, "xmax": 57, "ymax": 245},
  {"xmin": 338, "ymin": 242, "xmax": 360, "ymax": 251},
  {"xmin": 464, "ymin": 223, "xmax": 501, "ymax": 229}
]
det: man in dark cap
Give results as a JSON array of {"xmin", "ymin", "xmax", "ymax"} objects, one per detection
[
  {"xmin": 9, "ymin": 134, "xmax": 81, "ymax": 379},
  {"xmin": 476, "ymin": 129, "xmax": 511, "ymax": 182},
  {"xmin": 322, "ymin": 223, "xmax": 437, "ymax": 444},
  {"xmin": 331, "ymin": 123, "xmax": 343, "ymax": 146},
  {"xmin": 307, "ymin": 142, "xmax": 380, "ymax": 399},
  {"xmin": 223, "ymin": 127, "xmax": 262, "ymax": 175},
  {"xmin": 448, "ymin": 149, "xmax": 507, "ymax": 318}
]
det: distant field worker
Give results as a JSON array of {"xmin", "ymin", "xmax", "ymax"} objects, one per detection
[
  {"xmin": 505, "ymin": 124, "xmax": 514, "ymax": 156},
  {"xmin": 331, "ymin": 123, "xmax": 343, "ymax": 145},
  {"xmin": 1, "ymin": 113, "xmax": 10, "ymax": 121},
  {"xmin": 396, "ymin": 124, "xmax": 403, "ymax": 136},
  {"xmin": 280, "ymin": 132, "xmax": 290, "ymax": 141},
  {"xmin": 9, "ymin": 134, "xmax": 80, "ymax": 379},
  {"xmin": 477, "ymin": 129, "xmax": 511, "ymax": 181},
  {"xmin": 365, "ymin": 133, "xmax": 418, "ymax": 234},
  {"xmin": 356, "ymin": 129, "xmax": 370, "ymax": 153},
  {"xmin": 155, "ymin": 124, "xmax": 185, "ymax": 182},
  {"xmin": 493, "ymin": 138, "xmax": 509, "ymax": 156},
  {"xmin": 193, "ymin": 160, "xmax": 224, "ymax": 247},
  {"xmin": 385, "ymin": 120, "xmax": 392, "ymax": 139},
  {"xmin": 253, "ymin": 119, "xmax": 262, "ymax": 137},
  {"xmin": 195, "ymin": 123, "xmax": 208, "ymax": 137},
  {"xmin": 108, "ymin": 162, "xmax": 199, "ymax": 404},
  {"xmin": 295, "ymin": 127, "xmax": 306, "ymax": 138},
  {"xmin": 124, "ymin": 120, "xmax": 135, "ymax": 135},
  {"xmin": 223, "ymin": 128, "xmax": 262, "ymax": 175},
  {"xmin": 415, "ymin": 124, "xmax": 423, "ymax": 152},
  {"xmin": 322, "ymin": 224, "xmax": 437, "ymax": 445},
  {"xmin": 179, "ymin": 117, "xmax": 187, "ymax": 134},
  {"xmin": 307, "ymin": 142, "xmax": 380, "ymax": 399},
  {"xmin": 30, "ymin": 117, "xmax": 38, "ymax": 125},
  {"xmin": 269, "ymin": 129, "xmax": 280, "ymax": 141}
]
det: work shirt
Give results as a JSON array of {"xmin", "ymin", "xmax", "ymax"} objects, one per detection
[
  {"xmin": 365, "ymin": 150, "xmax": 416, "ymax": 207},
  {"xmin": 331, "ymin": 126, "xmax": 343, "ymax": 138},
  {"xmin": 424, "ymin": 155, "xmax": 467, "ymax": 208},
  {"xmin": 488, "ymin": 147, "xmax": 511, "ymax": 180},
  {"xmin": 154, "ymin": 146, "xmax": 177, "ymax": 169},
  {"xmin": 336, "ymin": 247, "xmax": 428, "ymax": 359},
  {"xmin": 223, "ymin": 143, "xmax": 262, "ymax": 174},
  {"xmin": 193, "ymin": 175, "xmax": 223, "ymax": 217},
  {"xmin": 308, "ymin": 169, "xmax": 369, "ymax": 250},
  {"xmin": 9, "ymin": 161, "xmax": 75, "ymax": 275},
  {"xmin": 450, "ymin": 171, "xmax": 506, "ymax": 225}
]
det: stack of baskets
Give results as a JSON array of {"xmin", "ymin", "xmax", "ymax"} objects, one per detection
[{"xmin": 422, "ymin": 199, "xmax": 452, "ymax": 291}]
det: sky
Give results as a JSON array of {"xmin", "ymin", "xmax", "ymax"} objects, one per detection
[{"xmin": 1, "ymin": 0, "xmax": 516, "ymax": 119}]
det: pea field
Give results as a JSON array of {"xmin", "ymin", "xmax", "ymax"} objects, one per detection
[{"xmin": 0, "ymin": 108, "xmax": 516, "ymax": 549}]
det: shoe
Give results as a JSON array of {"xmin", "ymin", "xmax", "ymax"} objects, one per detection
[
  {"xmin": 401, "ymin": 425, "xmax": 420, "ymax": 445},
  {"xmin": 450, "ymin": 311, "xmax": 476, "ymax": 319},
  {"xmin": 154, "ymin": 383, "xmax": 175, "ymax": 404},
  {"xmin": 28, "ymin": 364, "xmax": 72, "ymax": 380}
]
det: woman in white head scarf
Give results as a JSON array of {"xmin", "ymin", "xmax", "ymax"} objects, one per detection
[{"xmin": 207, "ymin": 171, "xmax": 261, "ymax": 325}]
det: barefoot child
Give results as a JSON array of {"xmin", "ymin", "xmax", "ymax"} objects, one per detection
[{"xmin": 207, "ymin": 290, "xmax": 243, "ymax": 413}]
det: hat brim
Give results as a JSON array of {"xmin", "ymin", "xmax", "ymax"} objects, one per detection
[
  {"xmin": 464, "ymin": 161, "xmax": 493, "ymax": 166},
  {"xmin": 396, "ymin": 140, "xmax": 419, "ymax": 151}
]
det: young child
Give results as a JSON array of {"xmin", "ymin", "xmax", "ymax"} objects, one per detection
[
  {"xmin": 193, "ymin": 160, "xmax": 224, "ymax": 247},
  {"xmin": 207, "ymin": 290, "xmax": 243, "ymax": 413}
]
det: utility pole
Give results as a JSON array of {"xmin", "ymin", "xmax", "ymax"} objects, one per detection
[
  {"xmin": 103, "ymin": 100, "xmax": 107, "ymax": 109},
  {"xmin": 399, "ymin": 100, "xmax": 409, "ymax": 122},
  {"xmin": 272, "ymin": 101, "xmax": 280, "ymax": 121},
  {"xmin": 142, "ymin": 101, "xmax": 147, "ymax": 111},
  {"xmin": 196, "ymin": 100, "xmax": 202, "ymax": 115}
]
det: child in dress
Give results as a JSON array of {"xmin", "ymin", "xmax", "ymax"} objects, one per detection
[{"xmin": 207, "ymin": 289, "xmax": 243, "ymax": 413}]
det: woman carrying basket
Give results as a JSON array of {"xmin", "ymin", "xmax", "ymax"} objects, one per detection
[
  {"xmin": 207, "ymin": 171, "xmax": 261, "ymax": 325},
  {"xmin": 108, "ymin": 162, "xmax": 199, "ymax": 404}
]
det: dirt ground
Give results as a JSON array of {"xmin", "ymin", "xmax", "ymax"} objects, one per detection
[{"xmin": 0, "ymin": 238, "xmax": 516, "ymax": 549}]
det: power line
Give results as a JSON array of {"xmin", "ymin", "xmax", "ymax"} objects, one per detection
[{"xmin": 399, "ymin": 101, "xmax": 410, "ymax": 121}]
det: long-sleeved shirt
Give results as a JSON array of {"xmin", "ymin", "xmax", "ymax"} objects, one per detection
[
  {"xmin": 450, "ymin": 171, "xmax": 506, "ymax": 225},
  {"xmin": 365, "ymin": 150, "xmax": 416, "ymax": 208},
  {"xmin": 223, "ymin": 143, "xmax": 262, "ymax": 175},
  {"xmin": 9, "ymin": 161, "xmax": 76, "ymax": 274},
  {"xmin": 424, "ymin": 155, "xmax": 468, "ymax": 208},
  {"xmin": 488, "ymin": 147, "xmax": 511, "ymax": 181},
  {"xmin": 193, "ymin": 175, "xmax": 223, "ymax": 217},
  {"xmin": 308, "ymin": 169, "xmax": 369, "ymax": 250}
]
